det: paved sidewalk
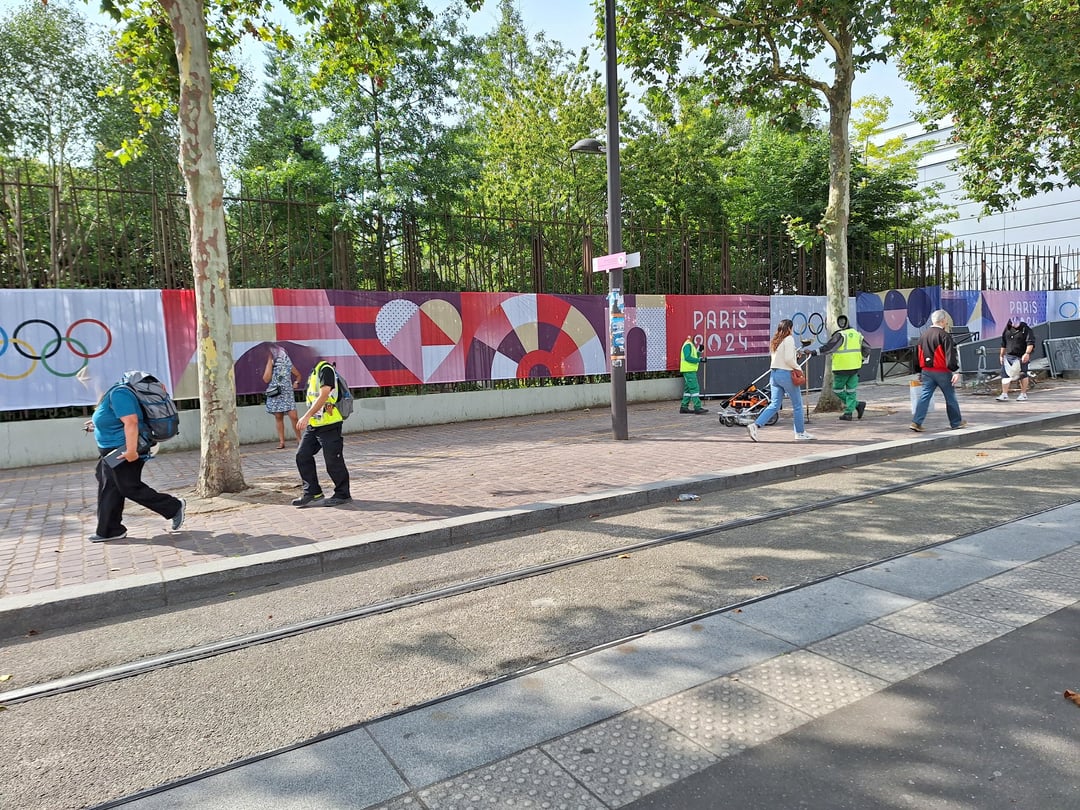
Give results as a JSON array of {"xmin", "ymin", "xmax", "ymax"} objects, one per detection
[
  {"xmin": 2, "ymin": 376, "xmax": 1078, "ymax": 633},
  {"xmin": 118, "ymin": 502, "xmax": 1080, "ymax": 810}
]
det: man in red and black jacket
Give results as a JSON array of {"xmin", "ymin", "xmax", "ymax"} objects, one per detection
[{"xmin": 911, "ymin": 309, "xmax": 966, "ymax": 432}]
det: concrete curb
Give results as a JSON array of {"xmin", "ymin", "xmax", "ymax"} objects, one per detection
[{"xmin": 3, "ymin": 409, "xmax": 1076, "ymax": 636}]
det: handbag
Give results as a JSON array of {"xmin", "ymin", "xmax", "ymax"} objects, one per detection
[
  {"xmin": 790, "ymin": 368, "xmax": 806, "ymax": 386},
  {"xmin": 264, "ymin": 383, "xmax": 282, "ymax": 398}
]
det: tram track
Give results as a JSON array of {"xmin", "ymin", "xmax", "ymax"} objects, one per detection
[
  {"xmin": 4, "ymin": 439, "xmax": 1078, "ymax": 709},
  {"xmin": 3, "ymin": 431, "xmax": 1080, "ymax": 810}
]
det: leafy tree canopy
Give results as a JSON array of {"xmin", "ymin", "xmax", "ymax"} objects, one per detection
[{"xmin": 892, "ymin": 0, "xmax": 1080, "ymax": 212}]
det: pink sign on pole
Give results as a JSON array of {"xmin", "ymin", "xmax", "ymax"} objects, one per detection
[{"xmin": 592, "ymin": 252, "xmax": 627, "ymax": 273}]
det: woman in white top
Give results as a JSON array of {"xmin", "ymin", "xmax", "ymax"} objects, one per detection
[{"xmin": 748, "ymin": 319, "xmax": 815, "ymax": 441}]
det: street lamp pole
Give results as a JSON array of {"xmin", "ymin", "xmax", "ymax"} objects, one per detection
[{"xmin": 602, "ymin": 0, "xmax": 628, "ymax": 440}]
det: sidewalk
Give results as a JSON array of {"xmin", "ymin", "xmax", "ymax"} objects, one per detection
[
  {"xmin": 2, "ymin": 376, "xmax": 1078, "ymax": 634},
  {"xmin": 118, "ymin": 501, "xmax": 1080, "ymax": 810}
]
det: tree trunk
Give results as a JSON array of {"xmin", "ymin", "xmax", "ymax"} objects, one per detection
[
  {"xmin": 163, "ymin": 0, "xmax": 245, "ymax": 495},
  {"xmin": 815, "ymin": 26, "xmax": 854, "ymax": 413}
]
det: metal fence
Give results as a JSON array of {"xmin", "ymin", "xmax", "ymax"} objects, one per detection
[{"xmin": 2, "ymin": 164, "xmax": 1078, "ymax": 294}]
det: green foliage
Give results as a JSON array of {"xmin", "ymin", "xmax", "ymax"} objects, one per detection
[
  {"xmin": 617, "ymin": 0, "xmax": 893, "ymax": 125},
  {"xmin": 621, "ymin": 79, "xmax": 746, "ymax": 229},
  {"xmin": 892, "ymin": 0, "xmax": 1080, "ymax": 212},
  {"xmin": 459, "ymin": 1, "xmax": 607, "ymax": 215},
  {"xmin": 0, "ymin": 0, "xmax": 107, "ymax": 165}
]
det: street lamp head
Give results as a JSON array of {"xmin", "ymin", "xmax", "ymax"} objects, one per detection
[{"xmin": 569, "ymin": 137, "xmax": 606, "ymax": 155}]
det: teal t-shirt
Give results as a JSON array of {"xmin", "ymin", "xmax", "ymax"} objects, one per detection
[{"xmin": 93, "ymin": 386, "xmax": 141, "ymax": 450}]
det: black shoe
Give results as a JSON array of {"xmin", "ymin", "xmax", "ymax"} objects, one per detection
[
  {"xmin": 838, "ymin": 413, "xmax": 853, "ymax": 421},
  {"xmin": 856, "ymin": 401, "xmax": 866, "ymax": 419},
  {"xmin": 88, "ymin": 530, "xmax": 127, "ymax": 543},
  {"xmin": 693, "ymin": 407, "xmax": 709, "ymax": 415},
  {"xmin": 323, "ymin": 496, "xmax": 351, "ymax": 507},
  {"xmin": 292, "ymin": 493, "xmax": 324, "ymax": 508},
  {"xmin": 679, "ymin": 407, "xmax": 693, "ymax": 414}
]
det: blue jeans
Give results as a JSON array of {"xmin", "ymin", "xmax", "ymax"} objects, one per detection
[
  {"xmin": 754, "ymin": 368, "xmax": 805, "ymax": 434},
  {"xmin": 913, "ymin": 370, "xmax": 963, "ymax": 428}
]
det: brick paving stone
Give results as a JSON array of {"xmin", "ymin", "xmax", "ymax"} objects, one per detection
[{"xmin": 1, "ymin": 379, "xmax": 1078, "ymax": 601}]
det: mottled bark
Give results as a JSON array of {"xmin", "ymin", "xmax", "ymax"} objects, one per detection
[
  {"xmin": 816, "ymin": 25, "xmax": 854, "ymax": 413},
  {"xmin": 162, "ymin": 0, "xmax": 245, "ymax": 495}
]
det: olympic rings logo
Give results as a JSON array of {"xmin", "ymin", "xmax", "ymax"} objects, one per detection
[
  {"xmin": 0, "ymin": 319, "xmax": 113, "ymax": 380},
  {"xmin": 789, "ymin": 311, "xmax": 826, "ymax": 346}
]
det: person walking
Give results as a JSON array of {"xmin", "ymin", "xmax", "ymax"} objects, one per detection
[
  {"xmin": 821, "ymin": 315, "xmax": 869, "ymax": 421},
  {"xmin": 748, "ymin": 319, "xmax": 814, "ymax": 442},
  {"xmin": 911, "ymin": 309, "xmax": 966, "ymax": 432},
  {"xmin": 679, "ymin": 335, "xmax": 709, "ymax": 414},
  {"xmin": 85, "ymin": 371, "xmax": 186, "ymax": 542},
  {"xmin": 996, "ymin": 319, "xmax": 1037, "ymax": 401},
  {"xmin": 264, "ymin": 344, "xmax": 303, "ymax": 448},
  {"xmin": 293, "ymin": 359, "xmax": 351, "ymax": 508}
]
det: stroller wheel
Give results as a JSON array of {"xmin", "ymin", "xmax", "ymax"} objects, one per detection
[
  {"xmin": 720, "ymin": 414, "xmax": 736, "ymax": 427},
  {"xmin": 765, "ymin": 411, "xmax": 779, "ymax": 426}
]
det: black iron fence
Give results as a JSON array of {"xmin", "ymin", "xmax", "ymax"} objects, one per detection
[{"xmin": 2, "ymin": 164, "xmax": 1078, "ymax": 294}]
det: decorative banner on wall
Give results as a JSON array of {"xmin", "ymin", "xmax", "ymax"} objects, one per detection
[
  {"xmin": 976, "ymin": 291, "xmax": 1047, "ymax": 338},
  {"xmin": 665, "ymin": 295, "xmax": 772, "ymax": 359},
  {"xmin": 0, "ymin": 289, "xmax": 172, "ymax": 410},
  {"xmin": 1048, "ymin": 291, "xmax": 1080, "ymax": 322},
  {"xmin": 6, "ymin": 286, "xmax": 1076, "ymax": 412}
]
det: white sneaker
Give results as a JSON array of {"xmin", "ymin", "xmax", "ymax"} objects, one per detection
[
  {"xmin": 795, "ymin": 432, "xmax": 816, "ymax": 441},
  {"xmin": 995, "ymin": 393, "xmax": 1009, "ymax": 401},
  {"xmin": 1017, "ymin": 392, "xmax": 1028, "ymax": 401},
  {"xmin": 747, "ymin": 423, "xmax": 759, "ymax": 442}
]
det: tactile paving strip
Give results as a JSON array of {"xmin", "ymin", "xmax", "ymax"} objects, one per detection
[
  {"xmin": 872, "ymin": 602, "xmax": 1014, "ymax": 652},
  {"xmin": 729, "ymin": 649, "xmax": 888, "ymax": 717},
  {"xmin": 932, "ymin": 583, "xmax": 1064, "ymax": 626},
  {"xmin": 982, "ymin": 566, "xmax": 1080, "ymax": 605},
  {"xmin": 367, "ymin": 796, "xmax": 428, "ymax": 809},
  {"xmin": 1028, "ymin": 548, "xmax": 1080, "ymax": 580},
  {"xmin": 644, "ymin": 677, "xmax": 813, "ymax": 759},
  {"xmin": 416, "ymin": 749, "xmax": 606, "ymax": 810},
  {"xmin": 807, "ymin": 624, "xmax": 956, "ymax": 682},
  {"xmin": 542, "ymin": 709, "xmax": 714, "ymax": 808}
]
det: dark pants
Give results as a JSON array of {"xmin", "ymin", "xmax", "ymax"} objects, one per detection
[
  {"xmin": 95, "ymin": 451, "xmax": 182, "ymax": 537},
  {"xmin": 296, "ymin": 422, "xmax": 350, "ymax": 499}
]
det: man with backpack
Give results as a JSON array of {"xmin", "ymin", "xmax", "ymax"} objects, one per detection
[
  {"xmin": 293, "ymin": 360, "xmax": 352, "ymax": 508},
  {"xmin": 85, "ymin": 371, "xmax": 186, "ymax": 542}
]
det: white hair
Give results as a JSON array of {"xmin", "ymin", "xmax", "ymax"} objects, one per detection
[{"xmin": 930, "ymin": 309, "xmax": 950, "ymax": 327}]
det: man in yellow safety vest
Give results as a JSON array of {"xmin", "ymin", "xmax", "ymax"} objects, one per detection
[
  {"xmin": 822, "ymin": 315, "xmax": 869, "ymax": 421},
  {"xmin": 679, "ymin": 335, "xmax": 709, "ymax": 414}
]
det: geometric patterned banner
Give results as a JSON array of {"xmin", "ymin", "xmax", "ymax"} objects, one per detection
[{"xmin": 1, "ymin": 286, "xmax": 1072, "ymax": 410}]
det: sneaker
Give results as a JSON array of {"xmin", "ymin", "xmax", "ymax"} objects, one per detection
[
  {"xmin": 88, "ymin": 530, "xmax": 127, "ymax": 543},
  {"xmin": 679, "ymin": 407, "xmax": 693, "ymax": 414},
  {"xmin": 856, "ymin": 401, "xmax": 866, "ymax": 419},
  {"xmin": 909, "ymin": 422, "xmax": 924, "ymax": 432},
  {"xmin": 995, "ymin": 393, "xmax": 1009, "ymax": 401},
  {"xmin": 323, "ymin": 496, "xmax": 352, "ymax": 507},
  {"xmin": 838, "ymin": 413, "xmax": 852, "ymax": 421},
  {"xmin": 693, "ymin": 407, "xmax": 710, "ymax": 415},
  {"xmin": 747, "ymin": 423, "xmax": 759, "ymax": 442},
  {"xmin": 292, "ymin": 493, "xmax": 325, "ymax": 508},
  {"xmin": 951, "ymin": 420, "xmax": 968, "ymax": 430},
  {"xmin": 795, "ymin": 432, "xmax": 816, "ymax": 441},
  {"xmin": 1017, "ymin": 393, "xmax": 1028, "ymax": 401},
  {"xmin": 170, "ymin": 498, "xmax": 186, "ymax": 532}
]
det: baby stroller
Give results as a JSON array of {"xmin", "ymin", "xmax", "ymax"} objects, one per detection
[{"xmin": 716, "ymin": 368, "xmax": 780, "ymax": 427}]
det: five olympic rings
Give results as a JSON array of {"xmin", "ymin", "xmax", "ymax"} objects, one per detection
[
  {"xmin": 790, "ymin": 311, "xmax": 827, "ymax": 346},
  {"xmin": 0, "ymin": 319, "xmax": 112, "ymax": 380}
]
